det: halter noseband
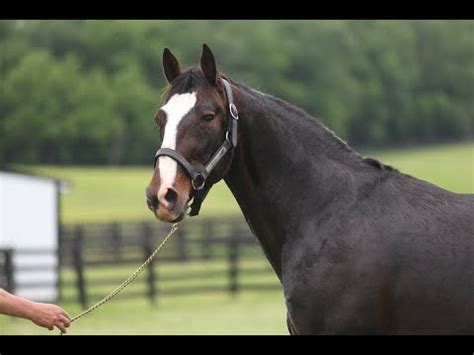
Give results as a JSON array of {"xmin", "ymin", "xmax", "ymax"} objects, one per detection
[{"xmin": 153, "ymin": 78, "xmax": 238, "ymax": 216}]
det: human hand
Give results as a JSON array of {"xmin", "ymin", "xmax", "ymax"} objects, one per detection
[{"xmin": 29, "ymin": 302, "xmax": 71, "ymax": 333}]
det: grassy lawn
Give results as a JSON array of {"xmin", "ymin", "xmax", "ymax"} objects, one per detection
[
  {"xmin": 16, "ymin": 141, "xmax": 473, "ymax": 225},
  {"xmin": 23, "ymin": 166, "xmax": 239, "ymax": 225},
  {"xmin": 0, "ymin": 291, "xmax": 288, "ymax": 335},
  {"xmin": 366, "ymin": 142, "xmax": 474, "ymax": 193},
  {"xmin": 1, "ymin": 253, "xmax": 285, "ymax": 335}
]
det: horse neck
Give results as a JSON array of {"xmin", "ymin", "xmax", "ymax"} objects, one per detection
[{"xmin": 224, "ymin": 84, "xmax": 365, "ymax": 279}]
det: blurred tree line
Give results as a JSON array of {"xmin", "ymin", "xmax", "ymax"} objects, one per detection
[{"xmin": 0, "ymin": 20, "xmax": 472, "ymax": 165}]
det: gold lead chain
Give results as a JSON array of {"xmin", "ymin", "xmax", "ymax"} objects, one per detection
[{"xmin": 60, "ymin": 222, "xmax": 179, "ymax": 335}]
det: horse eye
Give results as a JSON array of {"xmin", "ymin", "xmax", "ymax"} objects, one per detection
[{"xmin": 201, "ymin": 114, "xmax": 215, "ymax": 122}]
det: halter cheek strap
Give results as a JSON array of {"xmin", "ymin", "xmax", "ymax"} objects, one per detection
[{"xmin": 153, "ymin": 78, "xmax": 238, "ymax": 216}]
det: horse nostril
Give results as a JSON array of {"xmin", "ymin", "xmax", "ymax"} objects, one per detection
[
  {"xmin": 146, "ymin": 197, "xmax": 155, "ymax": 211},
  {"xmin": 164, "ymin": 188, "xmax": 178, "ymax": 210},
  {"xmin": 146, "ymin": 189, "xmax": 158, "ymax": 211}
]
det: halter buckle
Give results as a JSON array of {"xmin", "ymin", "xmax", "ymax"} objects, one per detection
[{"xmin": 229, "ymin": 103, "xmax": 239, "ymax": 120}]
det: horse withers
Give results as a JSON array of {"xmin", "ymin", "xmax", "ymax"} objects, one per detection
[{"xmin": 146, "ymin": 44, "xmax": 474, "ymax": 335}]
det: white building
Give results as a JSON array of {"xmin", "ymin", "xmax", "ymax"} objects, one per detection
[{"xmin": 0, "ymin": 170, "xmax": 62, "ymax": 302}]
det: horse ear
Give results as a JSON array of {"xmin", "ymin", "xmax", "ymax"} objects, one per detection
[
  {"xmin": 162, "ymin": 48, "xmax": 181, "ymax": 83},
  {"xmin": 200, "ymin": 43, "xmax": 217, "ymax": 86}
]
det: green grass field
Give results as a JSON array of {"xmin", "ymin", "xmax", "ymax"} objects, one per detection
[
  {"xmin": 17, "ymin": 141, "xmax": 474, "ymax": 225},
  {"xmin": 366, "ymin": 142, "xmax": 474, "ymax": 193},
  {"xmin": 2, "ymin": 141, "xmax": 473, "ymax": 335},
  {"xmin": 0, "ymin": 291, "xmax": 288, "ymax": 335},
  {"xmin": 26, "ymin": 166, "xmax": 240, "ymax": 225}
]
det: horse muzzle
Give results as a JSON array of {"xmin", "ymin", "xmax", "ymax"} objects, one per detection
[{"xmin": 145, "ymin": 186, "xmax": 188, "ymax": 222}]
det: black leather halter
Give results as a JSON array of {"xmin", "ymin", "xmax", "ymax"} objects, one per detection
[{"xmin": 153, "ymin": 79, "xmax": 238, "ymax": 216}]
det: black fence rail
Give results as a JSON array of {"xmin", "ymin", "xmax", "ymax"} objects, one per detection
[
  {"xmin": 0, "ymin": 247, "xmax": 60, "ymax": 303},
  {"xmin": 58, "ymin": 217, "xmax": 280, "ymax": 309},
  {"xmin": 0, "ymin": 248, "xmax": 14, "ymax": 292}
]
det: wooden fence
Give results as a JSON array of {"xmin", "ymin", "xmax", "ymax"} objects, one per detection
[{"xmin": 41, "ymin": 216, "xmax": 280, "ymax": 309}]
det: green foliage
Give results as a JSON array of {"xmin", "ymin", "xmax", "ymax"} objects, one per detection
[{"xmin": 1, "ymin": 20, "xmax": 473, "ymax": 165}]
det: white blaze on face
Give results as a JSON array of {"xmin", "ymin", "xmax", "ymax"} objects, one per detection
[{"xmin": 158, "ymin": 92, "xmax": 197, "ymax": 195}]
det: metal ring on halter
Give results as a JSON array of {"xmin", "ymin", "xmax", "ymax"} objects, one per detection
[
  {"xmin": 191, "ymin": 174, "xmax": 206, "ymax": 190},
  {"xmin": 229, "ymin": 103, "xmax": 239, "ymax": 120}
]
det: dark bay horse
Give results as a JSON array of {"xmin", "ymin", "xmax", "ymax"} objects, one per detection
[{"xmin": 146, "ymin": 44, "xmax": 474, "ymax": 334}]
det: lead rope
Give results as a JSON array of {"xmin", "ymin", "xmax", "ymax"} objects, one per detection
[{"xmin": 60, "ymin": 222, "xmax": 180, "ymax": 335}]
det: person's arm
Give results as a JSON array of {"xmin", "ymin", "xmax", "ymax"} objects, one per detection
[{"xmin": 0, "ymin": 288, "xmax": 71, "ymax": 333}]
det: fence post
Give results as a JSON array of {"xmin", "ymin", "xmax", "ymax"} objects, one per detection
[
  {"xmin": 111, "ymin": 222, "xmax": 122, "ymax": 263},
  {"xmin": 143, "ymin": 222, "xmax": 157, "ymax": 305},
  {"xmin": 202, "ymin": 219, "xmax": 212, "ymax": 260},
  {"xmin": 177, "ymin": 224, "xmax": 187, "ymax": 261},
  {"xmin": 3, "ymin": 249, "xmax": 15, "ymax": 293},
  {"xmin": 73, "ymin": 225, "xmax": 88, "ymax": 309},
  {"xmin": 228, "ymin": 229, "xmax": 239, "ymax": 296},
  {"xmin": 56, "ymin": 223, "xmax": 62, "ymax": 302}
]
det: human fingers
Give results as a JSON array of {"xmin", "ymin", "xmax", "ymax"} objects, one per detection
[
  {"xmin": 59, "ymin": 314, "xmax": 71, "ymax": 328},
  {"xmin": 60, "ymin": 310, "xmax": 71, "ymax": 321},
  {"xmin": 55, "ymin": 320, "xmax": 67, "ymax": 334}
]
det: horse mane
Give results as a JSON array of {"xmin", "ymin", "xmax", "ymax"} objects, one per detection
[
  {"xmin": 231, "ymin": 80, "xmax": 397, "ymax": 173},
  {"xmin": 362, "ymin": 157, "xmax": 397, "ymax": 172},
  {"xmin": 161, "ymin": 67, "xmax": 214, "ymax": 101}
]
